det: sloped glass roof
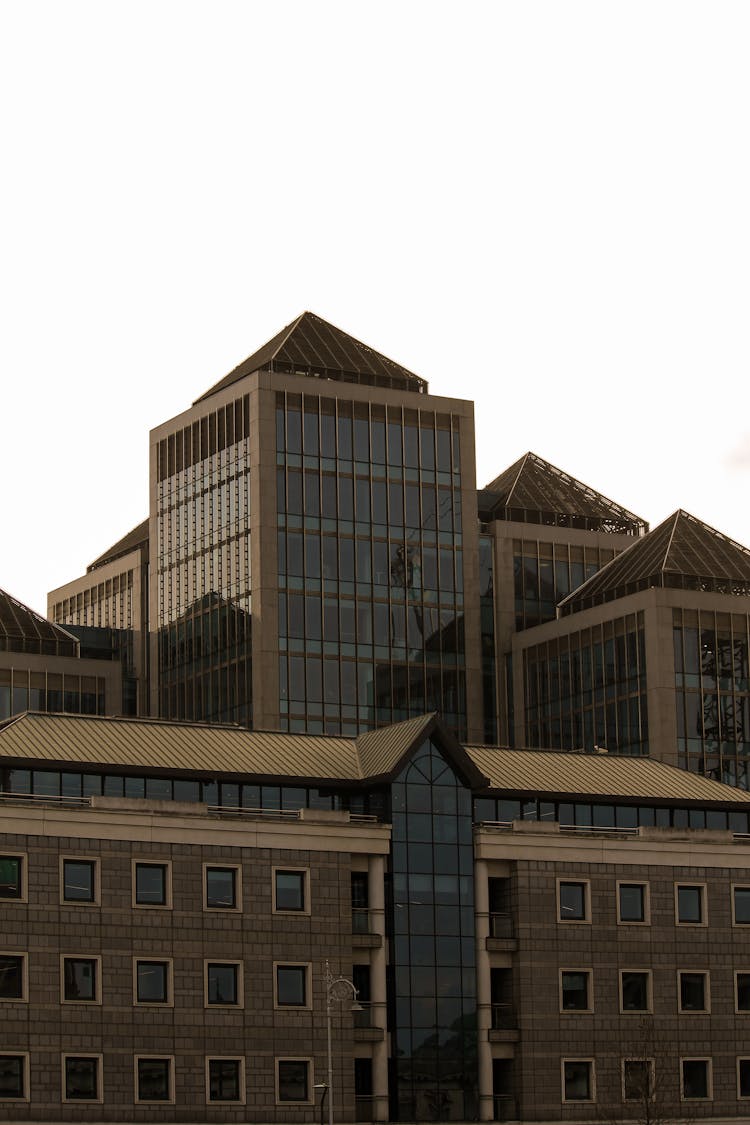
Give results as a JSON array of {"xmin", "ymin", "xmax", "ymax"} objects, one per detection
[
  {"xmin": 88, "ymin": 518, "xmax": 149, "ymax": 572},
  {"xmin": 0, "ymin": 588, "xmax": 79, "ymax": 657},
  {"xmin": 195, "ymin": 311, "xmax": 427, "ymax": 402},
  {"xmin": 478, "ymin": 452, "xmax": 647, "ymax": 535},
  {"xmin": 559, "ymin": 510, "xmax": 750, "ymax": 614}
]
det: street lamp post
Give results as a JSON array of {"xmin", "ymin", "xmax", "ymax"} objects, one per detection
[{"xmin": 323, "ymin": 960, "xmax": 361, "ymax": 1125}]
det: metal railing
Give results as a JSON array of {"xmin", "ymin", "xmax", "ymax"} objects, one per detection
[
  {"xmin": 352, "ymin": 907, "xmax": 371, "ymax": 934},
  {"xmin": 354, "ymin": 1095, "xmax": 374, "ymax": 1121},
  {"xmin": 0, "ymin": 790, "xmax": 91, "ymax": 807},
  {"xmin": 489, "ymin": 912, "xmax": 514, "ymax": 939},
  {"xmin": 353, "ymin": 1002, "xmax": 373, "ymax": 1029},
  {"xmin": 491, "ymin": 1003, "xmax": 517, "ymax": 1031},
  {"xmin": 493, "ymin": 1094, "xmax": 518, "ymax": 1121}
]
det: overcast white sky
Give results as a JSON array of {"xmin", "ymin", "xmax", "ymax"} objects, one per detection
[{"xmin": 2, "ymin": 2, "xmax": 749, "ymax": 615}]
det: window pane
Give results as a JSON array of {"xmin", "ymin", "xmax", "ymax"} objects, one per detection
[
  {"xmin": 0, "ymin": 1056, "xmax": 24, "ymax": 1098},
  {"xmin": 682, "ymin": 1060, "xmax": 708, "ymax": 1099},
  {"xmin": 739, "ymin": 1059, "xmax": 750, "ymax": 1098},
  {"xmin": 680, "ymin": 973, "xmax": 706, "ymax": 1011},
  {"xmin": 621, "ymin": 972, "xmax": 649, "ymax": 1011},
  {"xmin": 64, "ymin": 958, "xmax": 97, "ymax": 1001},
  {"xmin": 276, "ymin": 870, "xmax": 305, "ymax": 911},
  {"xmin": 677, "ymin": 885, "xmax": 703, "ymax": 923},
  {"xmin": 209, "ymin": 1059, "xmax": 241, "ymax": 1102},
  {"xmin": 0, "ymin": 857, "xmax": 22, "ymax": 899},
  {"xmin": 561, "ymin": 971, "xmax": 589, "ymax": 1010},
  {"xmin": 0, "ymin": 956, "xmax": 23, "ymax": 999},
  {"xmin": 619, "ymin": 884, "xmax": 645, "ymax": 922},
  {"xmin": 559, "ymin": 882, "xmax": 586, "ymax": 920},
  {"xmin": 135, "ymin": 864, "xmax": 167, "ymax": 906},
  {"xmin": 205, "ymin": 868, "xmax": 237, "ymax": 909},
  {"xmin": 65, "ymin": 1057, "xmax": 98, "ymax": 1100},
  {"xmin": 137, "ymin": 962, "xmax": 168, "ymax": 1003},
  {"xmin": 624, "ymin": 1060, "xmax": 651, "ymax": 1101},
  {"xmin": 736, "ymin": 887, "xmax": 750, "ymax": 923},
  {"xmin": 564, "ymin": 1061, "xmax": 592, "ymax": 1100},
  {"xmin": 63, "ymin": 861, "xmax": 95, "ymax": 902},
  {"xmin": 738, "ymin": 973, "xmax": 750, "ymax": 1011},
  {"xmin": 207, "ymin": 964, "xmax": 238, "ymax": 1005},
  {"xmin": 138, "ymin": 1058, "xmax": 171, "ymax": 1101},
  {"xmin": 278, "ymin": 1060, "xmax": 309, "ymax": 1102},
  {"xmin": 277, "ymin": 966, "xmax": 306, "ymax": 1006}
]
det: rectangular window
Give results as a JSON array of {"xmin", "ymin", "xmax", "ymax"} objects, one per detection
[
  {"xmin": 205, "ymin": 961, "xmax": 242, "ymax": 1007},
  {"xmin": 679, "ymin": 971, "xmax": 709, "ymax": 1013},
  {"xmin": 203, "ymin": 865, "xmax": 240, "ymax": 911},
  {"xmin": 133, "ymin": 862, "xmax": 170, "ymax": 907},
  {"xmin": 623, "ymin": 1059, "xmax": 653, "ymax": 1102},
  {"xmin": 738, "ymin": 1058, "xmax": 750, "ymax": 1099},
  {"xmin": 734, "ymin": 885, "xmax": 750, "ymax": 925},
  {"xmin": 681, "ymin": 1058, "xmax": 711, "ymax": 1100},
  {"xmin": 136, "ymin": 1057, "xmax": 174, "ymax": 1103},
  {"xmin": 618, "ymin": 882, "xmax": 648, "ymax": 923},
  {"xmin": 557, "ymin": 879, "xmax": 589, "ymax": 922},
  {"xmin": 135, "ymin": 960, "xmax": 171, "ymax": 1005},
  {"xmin": 61, "ymin": 956, "xmax": 100, "ymax": 1003},
  {"xmin": 63, "ymin": 1055, "xmax": 101, "ymax": 1102},
  {"xmin": 0, "ymin": 856, "xmax": 23, "ymax": 901},
  {"xmin": 0, "ymin": 1054, "xmax": 28, "ymax": 1100},
  {"xmin": 562, "ymin": 1059, "xmax": 594, "ymax": 1102},
  {"xmin": 0, "ymin": 955, "xmax": 26, "ymax": 1001},
  {"xmin": 736, "ymin": 971, "xmax": 750, "ymax": 1012},
  {"xmin": 207, "ymin": 1058, "xmax": 245, "ymax": 1104},
  {"xmin": 277, "ymin": 1058, "xmax": 312, "ymax": 1103},
  {"xmin": 61, "ymin": 858, "xmax": 98, "ymax": 904},
  {"xmin": 560, "ymin": 970, "xmax": 591, "ymax": 1012},
  {"xmin": 620, "ymin": 971, "xmax": 651, "ymax": 1013},
  {"xmin": 274, "ymin": 868, "xmax": 308, "ymax": 913},
  {"xmin": 676, "ymin": 883, "xmax": 706, "ymax": 925},
  {"xmin": 275, "ymin": 964, "xmax": 309, "ymax": 1008}
]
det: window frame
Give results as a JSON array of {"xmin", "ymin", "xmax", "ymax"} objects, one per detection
[
  {"xmin": 622, "ymin": 1058, "xmax": 654, "ymax": 1103},
  {"xmin": 132, "ymin": 859, "xmax": 172, "ymax": 909},
  {"xmin": 0, "ymin": 1052, "xmax": 29, "ymax": 1102},
  {"xmin": 204, "ymin": 959, "xmax": 244, "ymax": 1008},
  {"xmin": 60, "ymin": 954, "xmax": 102, "ymax": 1004},
  {"xmin": 273, "ymin": 866, "xmax": 310, "ymax": 915},
  {"xmin": 678, "ymin": 970, "xmax": 710, "ymax": 1014},
  {"xmin": 556, "ymin": 878, "xmax": 591, "ymax": 924},
  {"xmin": 561, "ymin": 1058, "xmax": 595, "ymax": 1103},
  {"xmin": 62, "ymin": 1053, "xmax": 103, "ymax": 1104},
  {"xmin": 735, "ymin": 970, "xmax": 750, "ymax": 1013},
  {"xmin": 733, "ymin": 883, "xmax": 750, "ymax": 926},
  {"xmin": 205, "ymin": 1056, "xmax": 246, "ymax": 1105},
  {"xmin": 274, "ymin": 962, "xmax": 312, "ymax": 1010},
  {"xmin": 737, "ymin": 1057, "xmax": 750, "ymax": 1100},
  {"xmin": 134, "ymin": 1055, "xmax": 175, "ymax": 1105},
  {"xmin": 674, "ymin": 882, "xmax": 707, "ymax": 927},
  {"xmin": 133, "ymin": 957, "xmax": 173, "ymax": 1007},
  {"xmin": 60, "ymin": 856, "xmax": 100, "ymax": 907},
  {"xmin": 0, "ymin": 853, "xmax": 26, "ymax": 903},
  {"xmin": 202, "ymin": 863, "xmax": 242, "ymax": 912},
  {"xmin": 276, "ymin": 1057, "xmax": 314, "ymax": 1105},
  {"xmin": 680, "ymin": 1057, "xmax": 712, "ymax": 1101},
  {"xmin": 0, "ymin": 952, "xmax": 28, "ymax": 1002},
  {"xmin": 617, "ymin": 880, "xmax": 650, "ymax": 925},
  {"xmin": 559, "ymin": 968, "xmax": 593, "ymax": 1013},
  {"xmin": 619, "ymin": 969, "xmax": 652, "ymax": 1014}
]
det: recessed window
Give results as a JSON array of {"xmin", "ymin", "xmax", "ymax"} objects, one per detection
[
  {"xmin": 681, "ymin": 1058, "xmax": 711, "ymax": 1100},
  {"xmin": 206, "ymin": 961, "xmax": 242, "ymax": 1006},
  {"xmin": 676, "ymin": 883, "xmax": 705, "ymax": 925},
  {"xmin": 562, "ymin": 1059, "xmax": 594, "ymax": 1102},
  {"xmin": 204, "ymin": 865, "xmax": 240, "ymax": 910},
  {"xmin": 0, "ymin": 1054, "xmax": 28, "ymax": 1100},
  {"xmin": 623, "ymin": 1059, "xmax": 653, "ymax": 1102},
  {"xmin": 133, "ymin": 862, "xmax": 170, "ymax": 907},
  {"xmin": 560, "ymin": 971, "xmax": 591, "ymax": 1012},
  {"xmin": 679, "ymin": 971, "xmax": 709, "ymax": 1013},
  {"xmin": 734, "ymin": 886, "xmax": 750, "ymax": 925},
  {"xmin": 135, "ymin": 1057, "xmax": 173, "ymax": 1103},
  {"xmin": 620, "ymin": 971, "xmax": 651, "ymax": 1013},
  {"xmin": 62, "ymin": 956, "xmax": 100, "ymax": 1003},
  {"xmin": 135, "ymin": 960, "xmax": 171, "ymax": 1005},
  {"xmin": 738, "ymin": 1058, "xmax": 750, "ymax": 1099},
  {"xmin": 61, "ymin": 859, "xmax": 98, "ymax": 904},
  {"xmin": 274, "ymin": 868, "xmax": 308, "ymax": 913},
  {"xmin": 0, "ymin": 955, "xmax": 26, "ymax": 1001},
  {"xmin": 557, "ymin": 880, "xmax": 589, "ymax": 922},
  {"xmin": 207, "ymin": 1058, "xmax": 244, "ymax": 1104},
  {"xmin": 277, "ymin": 1058, "xmax": 311, "ymax": 1103},
  {"xmin": 63, "ymin": 1055, "xmax": 101, "ymax": 1102},
  {"xmin": 736, "ymin": 972, "xmax": 750, "ymax": 1012},
  {"xmin": 618, "ymin": 882, "xmax": 648, "ymax": 923},
  {"xmin": 276, "ymin": 964, "xmax": 309, "ymax": 1008},
  {"xmin": 0, "ymin": 856, "xmax": 23, "ymax": 901}
]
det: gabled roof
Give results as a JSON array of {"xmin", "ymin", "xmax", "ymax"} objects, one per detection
[
  {"xmin": 560, "ymin": 510, "xmax": 750, "ymax": 615},
  {"xmin": 88, "ymin": 519, "xmax": 149, "ymax": 572},
  {"xmin": 195, "ymin": 311, "xmax": 427, "ymax": 403},
  {"xmin": 478, "ymin": 452, "xmax": 647, "ymax": 535},
  {"xmin": 0, "ymin": 589, "xmax": 79, "ymax": 657}
]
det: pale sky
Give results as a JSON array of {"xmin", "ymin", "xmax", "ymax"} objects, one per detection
[{"xmin": 2, "ymin": 1, "xmax": 749, "ymax": 616}]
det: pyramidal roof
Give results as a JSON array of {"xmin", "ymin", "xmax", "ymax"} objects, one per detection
[
  {"xmin": 560, "ymin": 510, "xmax": 750, "ymax": 614},
  {"xmin": 0, "ymin": 588, "xmax": 79, "ymax": 657},
  {"xmin": 478, "ymin": 452, "xmax": 647, "ymax": 535},
  {"xmin": 195, "ymin": 311, "xmax": 427, "ymax": 403}
]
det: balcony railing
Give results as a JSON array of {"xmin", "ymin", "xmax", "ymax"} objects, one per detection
[
  {"xmin": 493, "ymin": 1094, "xmax": 518, "ymax": 1121},
  {"xmin": 353, "ymin": 1003, "xmax": 373, "ymax": 1029},
  {"xmin": 491, "ymin": 1003, "xmax": 517, "ymax": 1031},
  {"xmin": 489, "ymin": 912, "xmax": 514, "ymax": 939},
  {"xmin": 352, "ymin": 907, "xmax": 371, "ymax": 934},
  {"xmin": 354, "ymin": 1095, "xmax": 374, "ymax": 1121}
]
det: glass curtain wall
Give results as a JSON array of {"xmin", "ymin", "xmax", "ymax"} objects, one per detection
[{"xmin": 513, "ymin": 540, "xmax": 618, "ymax": 631}]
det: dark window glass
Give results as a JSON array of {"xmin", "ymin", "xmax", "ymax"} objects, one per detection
[
  {"xmin": 0, "ymin": 955, "xmax": 23, "ymax": 999},
  {"xmin": 207, "ymin": 963, "xmax": 239, "ymax": 1005},
  {"xmin": 735, "ymin": 887, "xmax": 750, "ymax": 923},
  {"xmin": 0, "ymin": 1056, "xmax": 24, "ymax": 1098},
  {"xmin": 137, "ymin": 1058, "xmax": 171, "ymax": 1101},
  {"xmin": 621, "ymin": 972, "xmax": 649, "ymax": 1011},
  {"xmin": 563, "ymin": 1060, "xmax": 592, "ymax": 1101},
  {"xmin": 278, "ymin": 1059, "xmax": 309, "ymax": 1102},
  {"xmin": 561, "ymin": 971, "xmax": 590, "ymax": 1010},
  {"xmin": 63, "ymin": 958, "xmax": 97, "ymax": 1001},
  {"xmin": 738, "ymin": 973, "xmax": 750, "ymax": 1011},
  {"xmin": 135, "ymin": 863, "xmax": 167, "ymax": 906},
  {"xmin": 205, "ymin": 867, "xmax": 237, "ymax": 909},
  {"xmin": 277, "ymin": 965, "xmax": 307, "ymax": 1006},
  {"xmin": 559, "ymin": 881, "xmax": 587, "ymax": 921},
  {"xmin": 65, "ymin": 1056, "xmax": 98, "ymax": 1100},
  {"xmin": 62, "ymin": 860, "xmax": 95, "ymax": 903},
  {"xmin": 681, "ymin": 1059, "xmax": 709, "ymax": 1099},
  {"xmin": 680, "ymin": 972, "xmax": 707, "ymax": 1012},
  {"xmin": 739, "ymin": 1059, "xmax": 750, "ymax": 1098},
  {"xmin": 619, "ymin": 883, "xmax": 646, "ymax": 922},
  {"xmin": 275, "ymin": 869, "xmax": 306, "ymax": 911},
  {"xmin": 137, "ymin": 961, "xmax": 169, "ymax": 1003},
  {"xmin": 677, "ymin": 885, "xmax": 703, "ymax": 923},
  {"xmin": 624, "ymin": 1060, "xmax": 652, "ymax": 1101},
  {"xmin": 209, "ymin": 1059, "xmax": 241, "ymax": 1102}
]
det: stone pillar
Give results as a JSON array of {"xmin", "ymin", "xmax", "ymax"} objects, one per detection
[{"xmin": 475, "ymin": 859, "xmax": 494, "ymax": 1121}]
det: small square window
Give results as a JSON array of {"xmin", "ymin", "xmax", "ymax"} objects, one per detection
[
  {"xmin": 562, "ymin": 1059, "xmax": 594, "ymax": 1102},
  {"xmin": 0, "ymin": 955, "xmax": 26, "ymax": 1001},
  {"xmin": 61, "ymin": 859, "xmax": 97, "ymax": 904},
  {"xmin": 206, "ymin": 961, "xmax": 241, "ymax": 1006},
  {"xmin": 736, "ymin": 972, "xmax": 750, "ymax": 1012},
  {"xmin": 134, "ymin": 862, "xmax": 170, "ymax": 907},
  {"xmin": 618, "ymin": 882, "xmax": 648, "ymax": 923},
  {"xmin": 679, "ymin": 971, "xmax": 709, "ymax": 1013},
  {"xmin": 676, "ymin": 884, "xmax": 705, "ymax": 925},
  {"xmin": 0, "ymin": 1054, "xmax": 27, "ymax": 1100},
  {"xmin": 207, "ymin": 1058, "xmax": 244, "ymax": 1103},
  {"xmin": 681, "ymin": 1058, "xmax": 711, "ymax": 1100},
  {"xmin": 623, "ymin": 1059, "xmax": 653, "ymax": 1102},
  {"xmin": 135, "ymin": 960, "xmax": 170, "ymax": 1005},
  {"xmin": 63, "ymin": 1055, "xmax": 101, "ymax": 1102},
  {"xmin": 734, "ymin": 886, "xmax": 750, "ymax": 925},
  {"xmin": 560, "ymin": 971, "xmax": 591, "ymax": 1012},
  {"xmin": 204, "ymin": 866, "xmax": 240, "ymax": 910},
  {"xmin": 62, "ymin": 956, "xmax": 100, "ymax": 1003},
  {"xmin": 274, "ymin": 869, "xmax": 308, "ymax": 913},
  {"xmin": 0, "ymin": 857, "xmax": 23, "ymax": 901},
  {"xmin": 276, "ymin": 964, "xmax": 309, "ymax": 1007},
  {"xmin": 739, "ymin": 1058, "xmax": 750, "ymax": 1099},
  {"xmin": 277, "ymin": 1058, "xmax": 311, "ymax": 1103},
  {"xmin": 620, "ymin": 971, "xmax": 651, "ymax": 1013},
  {"xmin": 136, "ymin": 1057, "xmax": 173, "ymax": 1103}
]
